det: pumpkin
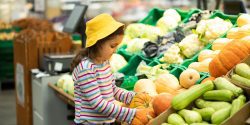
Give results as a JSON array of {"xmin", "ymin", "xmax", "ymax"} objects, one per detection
[
  {"xmin": 201, "ymin": 77, "xmax": 216, "ymax": 84},
  {"xmin": 152, "ymin": 93, "xmax": 174, "ymax": 116},
  {"xmin": 133, "ymin": 79, "xmax": 158, "ymax": 96},
  {"xmin": 227, "ymin": 24, "xmax": 250, "ymax": 39},
  {"xmin": 237, "ymin": 14, "xmax": 250, "ymax": 27},
  {"xmin": 198, "ymin": 49, "xmax": 220, "ymax": 62},
  {"xmin": 188, "ymin": 58, "xmax": 212, "ymax": 72},
  {"xmin": 154, "ymin": 74, "xmax": 181, "ymax": 94},
  {"xmin": 131, "ymin": 108, "xmax": 156, "ymax": 125},
  {"xmin": 129, "ymin": 92, "xmax": 153, "ymax": 109},
  {"xmin": 209, "ymin": 40, "xmax": 250, "ymax": 77},
  {"xmin": 179, "ymin": 69, "xmax": 200, "ymax": 89},
  {"xmin": 212, "ymin": 38, "xmax": 232, "ymax": 51}
]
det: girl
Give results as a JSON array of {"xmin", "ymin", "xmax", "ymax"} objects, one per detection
[{"xmin": 71, "ymin": 14, "xmax": 151, "ymax": 125}]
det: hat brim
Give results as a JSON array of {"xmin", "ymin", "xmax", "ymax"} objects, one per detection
[{"xmin": 86, "ymin": 22, "xmax": 124, "ymax": 48}]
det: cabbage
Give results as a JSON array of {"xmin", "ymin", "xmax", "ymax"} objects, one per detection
[
  {"xmin": 136, "ymin": 61, "xmax": 169, "ymax": 80},
  {"xmin": 109, "ymin": 54, "xmax": 127, "ymax": 73},
  {"xmin": 179, "ymin": 34, "xmax": 204, "ymax": 58},
  {"xmin": 196, "ymin": 17, "xmax": 233, "ymax": 43},
  {"xmin": 126, "ymin": 38, "xmax": 149, "ymax": 54},
  {"xmin": 156, "ymin": 9, "xmax": 181, "ymax": 34},
  {"xmin": 163, "ymin": 9, "xmax": 181, "ymax": 22},
  {"xmin": 157, "ymin": 16, "xmax": 179, "ymax": 34},
  {"xmin": 57, "ymin": 74, "xmax": 74, "ymax": 89},
  {"xmin": 125, "ymin": 23, "xmax": 161, "ymax": 42},
  {"xmin": 160, "ymin": 44, "xmax": 184, "ymax": 64}
]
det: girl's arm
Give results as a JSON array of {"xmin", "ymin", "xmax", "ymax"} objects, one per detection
[
  {"xmin": 112, "ymin": 80, "xmax": 136, "ymax": 105},
  {"xmin": 79, "ymin": 69, "xmax": 136, "ymax": 124}
]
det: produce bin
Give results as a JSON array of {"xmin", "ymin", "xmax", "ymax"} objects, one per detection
[
  {"xmin": 117, "ymin": 8, "xmax": 201, "ymax": 62},
  {"xmin": 226, "ymin": 55, "xmax": 250, "ymax": 96},
  {"xmin": 138, "ymin": 8, "xmax": 201, "ymax": 25}
]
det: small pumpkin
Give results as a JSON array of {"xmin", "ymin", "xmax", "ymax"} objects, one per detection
[
  {"xmin": 198, "ymin": 49, "xmax": 220, "ymax": 62},
  {"xmin": 209, "ymin": 40, "xmax": 250, "ymax": 77},
  {"xmin": 154, "ymin": 73, "xmax": 181, "ymax": 94},
  {"xmin": 131, "ymin": 108, "xmax": 156, "ymax": 125},
  {"xmin": 237, "ymin": 14, "xmax": 250, "ymax": 27},
  {"xmin": 133, "ymin": 79, "xmax": 158, "ymax": 97},
  {"xmin": 212, "ymin": 38, "xmax": 232, "ymax": 51},
  {"xmin": 227, "ymin": 24, "xmax": 250, "ymax": 39},
  {"xmin": 152, "ymin": 93, "xmax": 174, "ymax": 116},
  {"xmin": 129, "ymin": 93, "xmax": 153, "ymax": 109},
  {"xmin": 201, "ymin": 77, "xmax": 216, "ymax": 84},
  {"xmin": 188, "ymin": 58, "xmax": 212, "ymax": 72},
  {"xmin": 179, "ymin": 68, "xmax": 200, "ymax": 89}
]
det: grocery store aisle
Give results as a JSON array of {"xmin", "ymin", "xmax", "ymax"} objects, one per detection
[{"xmin": 0, "ymin": 90, "xmax": 16, "ymax": 125}]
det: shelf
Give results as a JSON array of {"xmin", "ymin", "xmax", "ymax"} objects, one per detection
[{"xmin": 48, "ymin": 83, "xmax": 74, "ymax": 107}]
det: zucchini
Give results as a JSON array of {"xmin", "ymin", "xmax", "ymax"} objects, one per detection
[
  {"xmin": 167, "ymin": 113, "xmax": 186, "ymax": 125},
  {"xmin": 195, "ymin": 99, "xmax": 231, "ymax": 110},
  {"xmin": 171, "ymin": 81, "xmax": 214, "ymax": 110},
  {"xmin": 235, "ymin": 63, "xmax": 250, "ymax": 79},
  {"xmin": 211, "ymin": 106, "xmax": 231, "ymax": 124},
  {"xmin": 193, "ymin": 107, "xmax": 215, "ymax": 122},
  {"xmin": 230, "ymin": 95, "xmax": 246, "ymax": 116},
  {"xmin": 232, "ymin": 74, "xmax": 250, "ymax": 87},
  {"xmin": 203, "ymin": 90, "xmax": 234, "ymax": 102},
  {"xmin": 161, "ymin": 123, "xmax": 172, "ymax": 125},
  {"xmin": 190, "ymin": 123, "xmax": 214, "ymax": 125},
  {"xmin": 178, "ymin": 109, "xmax": 202, "ymax": 124},
  {"xmin": 214, "ymin": 77, "xmax": 243, "ymax": 97}
]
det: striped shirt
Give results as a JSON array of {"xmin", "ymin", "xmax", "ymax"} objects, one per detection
[{"xmin": 72, "ymin": 57, "xmax": 136, "ymax": 124}]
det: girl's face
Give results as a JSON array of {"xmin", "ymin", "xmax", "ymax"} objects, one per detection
[{"xmin": 99, "ymin": 34, "xmax": 123, "ymax": 61}]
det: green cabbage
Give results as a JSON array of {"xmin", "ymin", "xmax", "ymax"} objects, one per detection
[
  {"xmin": 126, "ymin": 38, "xmax": 149, "ymax": 54},
  {"xmin": 125, "ymin": 23, "xmax": 161, "ymax": 42},
  {"xmin": 160, "ymin": 44, "xmax": 184, "ymax": 64}
]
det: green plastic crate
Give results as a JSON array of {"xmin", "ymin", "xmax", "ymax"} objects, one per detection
[
  {"xmin": 116, "ymin": 45, "xmax": 134, "ymax": 61},
  {"xmin": 0, "ymin": 41, "xmax": 13, "ymax": 55},
  {"xmin": 118, "ymin": 55, "xmax": 143, "ymax": 76},
  {"xmin": 210, "ymin": 10, "xmax": 239, "ymax": 25},
  {"xmin": 138, "ymin": 8, "xmax": 201, "ymax": 26},
  {"xmin": 117, "ymin": 8, "xmax": 202, "ymax": 61}
]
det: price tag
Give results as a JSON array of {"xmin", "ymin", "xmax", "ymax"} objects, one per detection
[{"xmin": 54, "ymin": 62, "xmax": 63, "ymax": 71}]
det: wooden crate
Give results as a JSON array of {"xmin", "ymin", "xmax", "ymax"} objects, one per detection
[{"xmin": 14, "ymin": 29, "xmax": 72, "ymax": 125}]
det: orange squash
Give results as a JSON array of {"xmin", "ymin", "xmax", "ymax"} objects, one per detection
[
  {"xmin": 131, "ymin": 108, "xmax": 156, "ymax": 125},
  {"xmin": 152, "ymin": 93, "xmax": 174, "ymax": 116},
  {"xmin": 129, "ymin": 93, "xmax": 153, "ymax": 109},
  {"xmin": 209, "ymin": 40, "xmax": 250, "ymax": 77},
  {"xmin": 201, "ymin": 77, "xmax": 216, "ymax": 83}
]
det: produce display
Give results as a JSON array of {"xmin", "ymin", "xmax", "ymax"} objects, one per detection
[
  {"xmin": 50, "ymin": 7, "xmax": 250, "ymax": 125},
  {"xmin": 160, "ymin": 78, "xmax": 246, "ymax": 125},
  {"xmin": 230, "ymin": 63, "xmax": 250, "ymax": 87}
]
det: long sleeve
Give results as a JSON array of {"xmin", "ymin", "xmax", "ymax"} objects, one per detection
[
  {"xmin": 112, "ymin": 80, "xmax": 136, "ymax": 105},
  {"xmin": 78, "ymin": 69, "xmax": 136, "ymax": 124}
]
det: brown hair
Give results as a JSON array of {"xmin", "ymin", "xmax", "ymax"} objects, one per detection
[{"xmin": 71, "ymin": 26, "xmax": 124, "ymax": 72}]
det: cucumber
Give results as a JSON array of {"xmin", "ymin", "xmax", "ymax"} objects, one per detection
[
  {"xmin": 203, "ymin": 90, "xmax": 234, "ymax": 102},
  {"xmin": 214, "ymin": 77, "xmax": 243, "ymax": 97},
  {"xmin": 193, "ymin": 107, "xmax": 215, "ymax": 122},
  {"xmin": 232, "ymin": 74, "xmax": 250, "ymax": 87},
  {"xmin": 195, "ymin": 99, "xmax": 232, "ymax": 110},
  {"xmin": 211, "ymin": 106, "xmax": 231, "ymax": 124},
  {"xmin": 230, "ymin": 95, "xmax": 246, "ymax": 116},
  {"xmin": 178, "ymin": 109, "xmax": 202, "ymax": 124},
  {"xmin": 167, "ymin": 113, "xmax": 186, "ymax": 125},
  {"xmin": 235, "ymin": 63, "xmax": 250, "ymax": 79},
  {"xmin": 172, "ymin": 81, "xmax": 214, "ymax": 110}
]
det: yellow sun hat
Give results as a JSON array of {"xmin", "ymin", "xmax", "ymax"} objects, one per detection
[{"xmin": 85, "ymin": 13, "xmax": 124, "ymax": 48}]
